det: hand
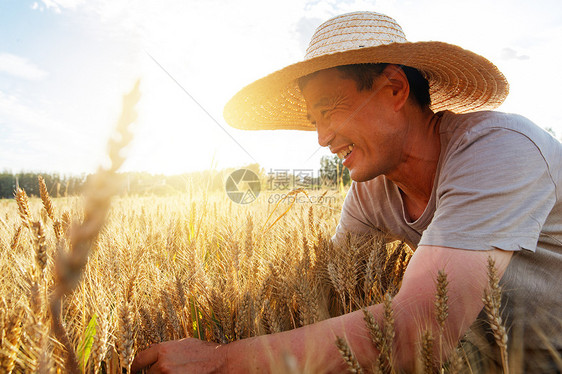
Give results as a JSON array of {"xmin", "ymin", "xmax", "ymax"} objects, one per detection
[{"xmin": 131, "ymin": 338, "xmax": 228, "ymax": 373}]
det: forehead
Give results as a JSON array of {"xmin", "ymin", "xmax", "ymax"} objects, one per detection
[
  {"xmin": 300, "ymin": 68, "xmax": 346, "ymax": 88},
  {"xmin": 300, "ymin": 68, "xmax": 357, "ymax": 101}
]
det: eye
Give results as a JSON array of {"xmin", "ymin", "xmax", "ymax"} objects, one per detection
[{"xmin": 306, "ymin": 113, "xmax": 317, "ymax": 127}]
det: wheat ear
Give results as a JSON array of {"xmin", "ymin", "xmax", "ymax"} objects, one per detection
[
  {"xmin": 10, "ymin": 225, "xmax": 22, "ymax": 251},
  {"xmin": 38, "ymin": 176, "xmax": 55, "ymax": 221},
  {"xmin": 420, "ymin": 329, "xmax": 434, "ymax": 374},
  {"xmin": 90, "ymin": 319, "xmax": 108, "ymax": 373},
  {"xmin": 31, "ymin": 221, "xmax": 48, "ymax": 280},
  {"xmin": 139, "ymin": 307, "xmax": 160, "ymax": 348},
  {"xmin": 362, "ymin": 308, "xmax": 384, "ymax": 372},
  {"xmin": 118, "ymin": 301, "xmax": 135, "ymax": 373},
  {"xmin": 382, "ymin": 293, "xmax": 395, "ymax": 371},
  {"xmin": 434, "ymin": 269, "xmax": 448, "ymax": 367},
  {"xmin": 14, "ymin": 187, "xmax": 31, "ymax": 229},
  {"xmin": 447, "ymin": 348, "xmax": 464, "ymax": 374},
  {"xmin": 362, "ymin": 297, "xmax": 395, "ymax": 373},
  {"xmin": 482, "ymin": 256, "xmax": 509, "ymax": 374},
  {"xmin": 161, "ymin": 289, "xmax": 181, "ymax": 340},
  {"xmin": 335, "ymin": 336, "xmax": 363, "ymax": 373},
  {"xmin": 0, "ymin": 307, "xmax": 23, "ymax": 373},
  {"xmin": 38, "ymin": 176, "xmax": 63, "ymax": 240},
  {"xmin": 328, "ymin": 262, "xmax": 346, "ymax": 312}
]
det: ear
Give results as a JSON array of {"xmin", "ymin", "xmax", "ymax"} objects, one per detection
[{"xmin": 380, "ymin": 64, "xmax": 410, "ymax": 112}]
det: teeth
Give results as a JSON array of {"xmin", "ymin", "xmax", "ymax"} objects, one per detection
[{"xmin": 337, "ymin": 144, "xmax": 354, "ymax": 159}]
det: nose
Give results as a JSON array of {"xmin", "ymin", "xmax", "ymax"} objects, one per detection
[{"xmin": 316, "ymin": 120, "xmax": 335, "ymax": 147}]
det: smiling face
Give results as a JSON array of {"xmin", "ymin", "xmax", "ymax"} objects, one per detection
[{"xmin": 301, "ymin": 67, "xmax": 410, "ymax": 182}]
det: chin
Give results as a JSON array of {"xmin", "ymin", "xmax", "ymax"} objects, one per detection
[
  {"xmin": 349, "ymin": 170, "xmax": 377, "ymax": 183},
  {"xmin": 349, "ymin": 168, "xmax": 380, "ymax": 182}
]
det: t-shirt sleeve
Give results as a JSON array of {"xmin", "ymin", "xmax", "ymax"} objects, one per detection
[{"xmin": 419, "ymin": 127, "xmax": 556, "ymax": 252}]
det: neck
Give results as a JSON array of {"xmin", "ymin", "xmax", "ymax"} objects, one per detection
[{"xmin": 387, "ymin": 110, "xmax": 443, "ymax": 209}]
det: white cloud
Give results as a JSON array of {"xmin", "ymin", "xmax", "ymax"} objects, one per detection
[
  {"xmin": 0, "ymin": 89, "xmax": 103, "ymax": 174},
  {"xmin": 500, "ymin": 48, "xmax": 530, "ymax": 61},
  {"xmin": 0, "ymin": 53, "xmax": 48, "ymax": 80},
  {"xmin": 0, "ymin": 91, "xmax": 42, "ymax": 126},
  {"xmin": 40, "ymin": 0, "xmax": 85, "ymax": 11}
]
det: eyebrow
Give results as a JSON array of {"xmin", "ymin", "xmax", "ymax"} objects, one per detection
[{"xmin": 313, "ymin": 97, "xmax": 331, "ymax": 109}]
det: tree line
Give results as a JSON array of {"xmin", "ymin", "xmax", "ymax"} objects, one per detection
[{"xmin": 0, "ymin": 156, "xmax": 351, "ymax": 199}]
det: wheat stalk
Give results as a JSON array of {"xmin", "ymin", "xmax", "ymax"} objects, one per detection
[
  {"xmin": 364, "ymin": 248, "xmax": 377, "ymax": 305},
  {"xmin": 48, "ymin": 80, "xmax": 140, "ymax": 374}
]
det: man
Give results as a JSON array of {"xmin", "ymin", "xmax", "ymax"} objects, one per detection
[{"xmin": 133, "ymin": 11, "xmax": 562, "ymax": 373}]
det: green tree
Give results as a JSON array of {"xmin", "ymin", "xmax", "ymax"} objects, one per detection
[{"xmin": 319, "ymin": 155, "xmax": 350, "ymax": 188}]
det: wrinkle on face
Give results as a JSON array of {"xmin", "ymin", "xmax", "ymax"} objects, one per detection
[{"xmin": 306, "ymin": 87, "xmax": 354, "ymax": 127}]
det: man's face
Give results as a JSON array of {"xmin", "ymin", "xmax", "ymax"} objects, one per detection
[{"xmin": 301, "ymin": 67, "xmax": 407, "ymax": 182}]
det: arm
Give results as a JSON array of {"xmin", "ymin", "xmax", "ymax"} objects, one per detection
[
  {"xmin": 389, "ymin": 245, "xmax": 512, "ymax": 369},
  {"xmin": 132, "ymin": 245, "xmax": 512, "ymax": 373},
  {"xmin": 227, "ymin": 245, "xmax": 513, "ymax": 372}
]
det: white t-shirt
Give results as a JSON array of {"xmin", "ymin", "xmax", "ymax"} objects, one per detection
[{"xmin": 335, "ymin": 110, "xmax": 562, "ymax": 350}]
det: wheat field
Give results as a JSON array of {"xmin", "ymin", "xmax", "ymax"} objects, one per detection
[
  {"xmin": 0, "ymin": 184, "xmax": 387, "ymax": 371},
  {"xmin": 0, "ymin": 178, "xmax": 523, "ymax": 373}
]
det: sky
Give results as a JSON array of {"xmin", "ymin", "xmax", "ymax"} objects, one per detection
[{"xmin": 1, "ymin": 0, "xmax": 561, "ymax": 176}]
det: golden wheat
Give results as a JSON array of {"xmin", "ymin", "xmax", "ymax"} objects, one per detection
[{"xmin": 0, "ymin": 186, "xmax": 556, "ymax": 372}]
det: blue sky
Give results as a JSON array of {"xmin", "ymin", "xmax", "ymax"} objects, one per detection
[{"xmin": 1, "ymin": 0, "xmax": 561, "ymax": 175}]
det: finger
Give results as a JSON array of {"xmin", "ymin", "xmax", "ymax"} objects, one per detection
[
  {"xmin": 146, "ymin": 361, "xmax": 159, "ymax": 374},
  {"xmin": 131, "ymin": 344, "xmax": 159, "ymax": 373}
]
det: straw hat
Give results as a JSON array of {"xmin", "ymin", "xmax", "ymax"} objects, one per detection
[{"xmin": 223, "ymin": 11, "xmax": 509, "ymax": 131}]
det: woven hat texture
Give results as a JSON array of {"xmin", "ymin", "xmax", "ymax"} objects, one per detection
[{"xmin": 224, "ymin": 11, "xmax": 509, "ymax": 131}]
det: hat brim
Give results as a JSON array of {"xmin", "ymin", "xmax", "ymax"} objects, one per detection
[{"xmin": 223, "ymin": 41, "xmax": 509, "ymax": 131}]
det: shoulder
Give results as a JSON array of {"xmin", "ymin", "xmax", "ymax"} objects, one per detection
[
  {"xmin": 441, "ymin": 111, "xmax": 561, "ymax": 167},
  {"xmin": 442, "ymin": 110, "xmax": 557, "ymax": 146}
]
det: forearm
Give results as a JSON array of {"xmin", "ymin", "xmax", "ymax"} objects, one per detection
[
  {"xmin": 223, "ymin": 300, "xmax": 450, "ymax": 373},
  {"xmin": 224, "ymin": 304, "xmax": 384, "ymax": 373},
  {"xmin": 225, "ymin": 247, "xmax": 513, "ymax": 373}
]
